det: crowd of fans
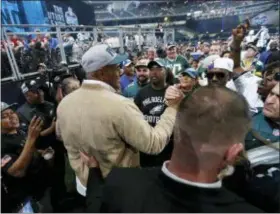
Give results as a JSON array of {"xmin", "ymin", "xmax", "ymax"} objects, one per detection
[
  {"xmin": 1, "ymin": 18, "xmax": 280, "ymax": 214},
  {"xmin": 1, "ymin": 29, "xmax": 96, "ymax": 79},
  {"xmin": 2, "ymin": 23, "xmax": 278, "ymax": 80},
  {"xmin": 94, "ymin": 0, "xmax": 275, "ymax": 20}
]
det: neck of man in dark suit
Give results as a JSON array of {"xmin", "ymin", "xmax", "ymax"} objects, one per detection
[{"xmin": 166, "ymin": 86, "xmax": 250, "ymax": 185}]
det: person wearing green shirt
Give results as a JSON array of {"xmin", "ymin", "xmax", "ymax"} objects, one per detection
[
  {"xmin": 165, "ymin": 44, "xmax": 189, "ymax": 78},
  {"xmin": 123, "ymin": 59, "xmax": 150, "ymax": 99}
]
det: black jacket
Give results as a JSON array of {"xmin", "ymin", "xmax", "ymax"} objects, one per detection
[
  {"xmin": 1, "ymin": 131, "xmax": 51, "ymax": 212},
  {"xmin": 86, "ymin": 167, "xmax": 262, "ymax": 213}
]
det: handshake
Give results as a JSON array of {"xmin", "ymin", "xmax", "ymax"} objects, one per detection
[{"xmin": 164, "ymin": 84, "xmax": 185, "ymax": 108}]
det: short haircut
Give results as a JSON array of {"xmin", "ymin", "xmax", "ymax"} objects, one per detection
[
  {"xmin": 175, "ymin": 86, "xmax": 251, "ymax": 146},
  {"xmin": 148, "ymin": 47, "xmax": 156, "ymax": 52},
  {"xmin": 61, "ymin": 77, "xmax": 80, "ymax": 96}
]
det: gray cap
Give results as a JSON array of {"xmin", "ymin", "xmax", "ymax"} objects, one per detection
[
  {"xmin": 1, "ymin": 102, "xmax": 17, "ymax": 112},
  {"xmin": 81, "ymin": 44, "xmax": 128, "ymax": 73}
]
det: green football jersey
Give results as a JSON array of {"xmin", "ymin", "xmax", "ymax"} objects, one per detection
[{"xmin": 165, "ymin": 55, "xmax": 189, "ymax": 77}]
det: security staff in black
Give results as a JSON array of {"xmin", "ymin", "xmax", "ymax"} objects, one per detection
[
  {"xmin": 1, "ymin": 102, "xmax": 52, "ymax": 213},
  {"xmin": 17, "ymin": 79, "xmax": 56, "ymax": 149},
  {"xmin": 134, "ymin": 59, "xmax": 172, "ymax": 167}
]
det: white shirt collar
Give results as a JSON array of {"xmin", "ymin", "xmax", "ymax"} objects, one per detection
[
  {"xmin": 161, "ymin": 161, "xmax": 222, "ymax": 189},
  {"xmin": 83, "ymin": 79, "xmax": 116, "ymax": 93}
]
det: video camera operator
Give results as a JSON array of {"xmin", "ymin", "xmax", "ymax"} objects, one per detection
[{"xmin": 35, "ymin": 62, "xmax": 76, "ymax": 104}]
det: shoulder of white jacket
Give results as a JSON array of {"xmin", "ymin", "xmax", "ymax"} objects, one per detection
[{"xmin": 120, "ymin": 96, "xmax": 138, "ymax": 109}]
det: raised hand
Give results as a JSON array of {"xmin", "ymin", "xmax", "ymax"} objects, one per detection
[
  {"xmin": 27, "ymin": 116, "xmax": 43, "ymax": 142},
  {"xmin": 232, "ymin": 19, "xmax": 250, "ymax": 44},
  {"xmin": 165, "ymin": 84, "xmax": 185, "ymax": 108}
]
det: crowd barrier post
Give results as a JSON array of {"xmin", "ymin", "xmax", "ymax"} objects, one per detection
[
  {"xmin": 93, "ymin": 27, "xmax": 98, "ymax": 43},
  {"xmin": 171, "ymin": 28, "xmax": 175, "ymax": 44},
  {"xmin": 137, "ymin": 26, "xmax": 142, "ymax": 51},
  {"xmin": 118, "ymin": 27, "xmax": 124, "ymax": 54},
  {"xmin": 56, "ymin": 27, "xmax": 67, "ymax": 63},
  {"xmin": 163, "ymin": 29, "xmax": 167, "ymax": 47},
  {"xmin": 1, "ymin": 28, "xmax": 22, "ymax": 81}
]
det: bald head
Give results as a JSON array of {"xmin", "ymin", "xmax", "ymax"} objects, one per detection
[
  {"xmin": 61, "ymin": 77, "xmax": 80, "ymax": 96},
  {"xmin": 175, "ymin": 86, "xmax": 250, "ymax": 148}
]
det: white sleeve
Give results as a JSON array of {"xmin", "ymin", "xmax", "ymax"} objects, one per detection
[
  {"xmin": 226, "ymin": 80, "xmax": 237, "ymax": 91},
  {"xmin": 234, "ymin": 72, "xmax": 264, "ymax": 114}
]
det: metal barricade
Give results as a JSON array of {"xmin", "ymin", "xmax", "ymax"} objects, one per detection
[
  {"xmin": 164, "ymin": 28, "xmax": 175, "ymax": 46},
  {"xmin": 1, "ymin": 24, "xmax": 175, "ymax": 82},
  {"xmin": 1, "ymin": 24, "xmax": 97, "ymax": 82},
  {"xmin": 1, "ymin": 29, "xmax": 20, "ymax": 82},
  {"xmin": 141, "ymin": 28, "xmax": 157, "ymax": 49}
]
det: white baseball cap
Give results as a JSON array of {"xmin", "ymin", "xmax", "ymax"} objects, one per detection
[
  {"xmin": 81, "ymin": 44, "xmax": 128, "ymax": 73},
  {"xmin": 135, "ymin": 59, "xmax": 149, "ymax": 68},
  {"xmin": 213, "ymin": 58, "xmax": 234, "ymax": 72},
  {"xmin": 201, "ymin": 55, "xmax": 220, "ymax": 69}
]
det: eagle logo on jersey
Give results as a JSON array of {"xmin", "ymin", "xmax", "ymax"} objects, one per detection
[{"xmin": 149, "ymin": 105, "xmax": 165, "ymax": 115}]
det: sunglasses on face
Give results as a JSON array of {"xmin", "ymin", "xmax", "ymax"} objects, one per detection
[{"xmin": 206, "ymin": 72, "xmax": 226, "ymax": 80}]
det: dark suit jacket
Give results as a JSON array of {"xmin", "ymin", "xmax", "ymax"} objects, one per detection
[{"xmin": 86, "ymin": 167, "xmax": 262, "ymax": 213}]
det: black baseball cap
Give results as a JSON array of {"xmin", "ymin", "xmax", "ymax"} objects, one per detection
[{"xmin": 21, "ymin": 79, "xmax": 42, "ymax": 94}]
